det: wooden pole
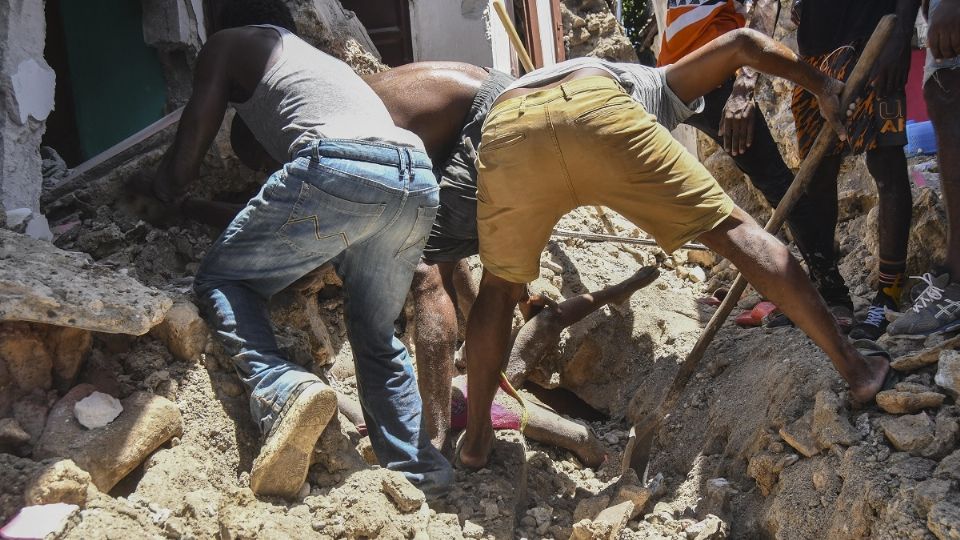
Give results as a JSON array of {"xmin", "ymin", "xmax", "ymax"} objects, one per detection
[
  {"xmin": 623, "ymin": 14, "xmax": 899, "ymax": 476},
  {"xmin": 493, "ymin": 0, "xmax": 536, "ymax": 72}
]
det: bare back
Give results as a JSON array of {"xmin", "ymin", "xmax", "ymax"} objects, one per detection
[{"xmin": 364, "ymin": 62, "xmax": 488, "ymax": 162}]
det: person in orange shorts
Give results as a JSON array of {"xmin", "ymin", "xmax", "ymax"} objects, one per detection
[{"xmin": 457, "ymin": 28, "xmax": 893, "ymax": 469}]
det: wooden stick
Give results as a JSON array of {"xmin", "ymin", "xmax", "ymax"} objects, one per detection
[
  {"xmin": 493, "ymin": 0, "xmax": 536, "ymax": 72},
  {"xmin": 551, "ymin": 228, "xmax": 709, "ymax": 251},
  {"xmin": 623, "ymin": 14, "xmax": 899, "ymax": 476}
]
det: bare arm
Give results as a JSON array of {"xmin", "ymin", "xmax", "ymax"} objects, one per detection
[
  {"xmin": 718, "ymin": 0, "xmax": 781, "ymax": 155},
  {"xmin": 873, "ymin": 0, "xmax": 921, "ymax": 97},
  {"xmin": 927, "ymin": 0, "xmax": 960, "ymax": 59},
  {"xmin": 151, "ymin": 33, "xmax": 233, "ymax": 205},
  {"xmin": 666, "ymin": 28, "xmax": 848, "ymax": 141}
]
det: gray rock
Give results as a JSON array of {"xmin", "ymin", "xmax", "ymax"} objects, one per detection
[
  {"xmin": 0, "ymin": 417, "xmax": 30, "ymax": 453},
  {"xmin": 928, "ymin": 501, "xmax": 960, "ymax": 540},
  {"xmin": 35, "ymin": 384, "xmax": 183, "ymax": 491},
  {"xmin": 876, "ymin": 389, "xmax": 946, "ymax": 414},
  {"xmin": 880, "ymin": 413, "xmax": 936, "ymax": 455},
  {"xmin": 936, "ymin": 449, "xmax": 960, "ymax": 481},
  {"xmin": 0, "ymin": 229, "xmax": 172, "ymax": 334},
  {"xmin": 571, "ymin": 500, "xmax": 633, "ymax": 540},
  {"xmin": 914, "ymin": 478, "xmax": 954, "ymax": 515},
  {"xmin": 936, "ymin": 351, "xmax": 960, "ymax": 398}
]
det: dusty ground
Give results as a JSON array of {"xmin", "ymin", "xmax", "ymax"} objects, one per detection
[{"xmin": 2, "ymin": 146, "xmax": 956, "ymax": 539}]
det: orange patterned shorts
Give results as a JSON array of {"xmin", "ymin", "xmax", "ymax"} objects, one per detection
[{"xmin": 792, "ymin": 42, "xmax": 907, "ymax": 159}]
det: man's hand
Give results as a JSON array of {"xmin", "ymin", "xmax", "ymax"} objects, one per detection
[
  {"xmin": 719, "ymin": 74, "xmax": 758, "ymax": 156},
  {"xmin": 873, "ymin": 28, "xmax": 913, "ymax": 97},
  {"xmin": 816, "ymin": 78, "xmax": 849, "ymax": 142},
  {"xmin": 928, "ymin": 0, "xmax": 960, "ymax": 59}
]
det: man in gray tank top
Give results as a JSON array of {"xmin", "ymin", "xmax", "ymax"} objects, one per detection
[{"xmin": 146, "ymin": 2, "xmax": 452, "ymax": 498}]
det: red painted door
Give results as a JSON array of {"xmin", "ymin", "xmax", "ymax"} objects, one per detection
[{"xmin": 340, "ymin": 0, "xmax": 414, "ymax": 67}]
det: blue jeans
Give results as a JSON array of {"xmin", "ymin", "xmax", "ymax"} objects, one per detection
[{"xmin": 194, "ymin": 139, "xmax": 452, "ymax": 493}]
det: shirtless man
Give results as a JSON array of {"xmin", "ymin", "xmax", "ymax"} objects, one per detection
[
  {"xmin": 146, "ymin": 2, "xmax": 451, "ymax": 498},
  {"xmin": 458, "ymin": 28, "xmax": 892, "ymax": 469}
]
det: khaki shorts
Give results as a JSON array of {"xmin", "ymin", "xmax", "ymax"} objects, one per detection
[{"xmin": 476, "ymin": 76, "xmax": 734, "ymax": 283}]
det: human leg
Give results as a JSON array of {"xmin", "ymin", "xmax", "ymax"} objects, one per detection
[
  {"xmin": 333, "ymin": 148, "xmax": 452, "ymax": 494},
  {"xmin": 889, "ymin": 68, "xmax": 960, "ymax": 335},
  {"xmin": 411, "ymin": 260, "xmax": 459, "ymax": 452},
  {"xmin": 194, "ymin": 158, "xmax": 373, "ymax": 497},
  {"xmin": 697, "ymin": 208, "xmax": 890, "ymax": 402}
]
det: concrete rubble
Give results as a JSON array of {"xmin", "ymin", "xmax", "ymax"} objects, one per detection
[{"xmin": 0, "ymin": 0, "xmax": 958, "ymax": 538}]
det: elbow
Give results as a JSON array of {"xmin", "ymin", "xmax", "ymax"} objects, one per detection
[{"xmin": 729, "ymin": 28, "xmax": 766, "ymax": 67}]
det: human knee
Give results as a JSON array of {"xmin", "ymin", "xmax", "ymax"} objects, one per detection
[
  {"xmin": 865, "ymin": 148, "xmax": 910, "ymax": 192},
  {"xmin": 412, "ymin": 261, "xmax": 445, "ymax": 298},
  {"xmin": 479, "ymin": 270, "xmax": 528, "ymax": 306}
]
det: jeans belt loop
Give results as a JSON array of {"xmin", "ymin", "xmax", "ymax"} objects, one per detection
[
  {"xmin": 406, "ymin": 148, "xmax": 414, "ymax": 182},
  {"xmin": 518, "ymin": 95, "xmax": 527, "ymax": 117},
  {"xmin": 561, "ymin": 82, "xmax": 573, "ymax": 101},
  {"xmin": 313, "ymin": 139, "xmax": 321, "ymax": 161}
]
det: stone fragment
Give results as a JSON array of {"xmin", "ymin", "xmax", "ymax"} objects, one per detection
[
  {"xmin": 812, "ymin": 390, "xmax": 861, "ymax": 448},
  {"xmin": 914, "ymin": 478, "xmax": 955, "ymax": 515},
  {"xmin": 936, "ymin": 351, "xmax": 960, "ymax": 398},
  {"xmin": 686, "ymin": 514, "xmax": 729, "ymax": 540},
  {"xmin": 381, "ymin": 470, "xmax": 425, "ymax": 513},
  {"xmin": 149, "ymin": 300, "xmax": 209, "ymax": 363},
  {"xmin": 747, "ymin": 452, "xmax": 797, "ymax": 496},
  {"xmin": 876, "ymin": 390, "xmax": 946, "ymax": 414},
  {"xmin": 23, "ymin": 459, "xmax": 94, "ymax": 507},
  {"xmin": 880, "ymin": 413, "xmax": 935, "ymax": 455},
  {"xmin": 923, "ymin": 409, "xmax": 960, "ymax": 460},
  {"xmin": 936, "ymin": 449, "xmax": 960, "ymax": 481},
  {"xmin": 0, "ymin": 503, "xmax": 78, "ymax": 540},
  {"xmin": 897, "ymin": 382, "xmax": 935, "ymax": 393},
  {"xmin": 570, "ymin": 501, "xmax": 633, "ymax": 540},
  {"xmin": 35, "ymin": 384, "xmax": 183, "ymax": 491},
  {"xmin": 779, "ymin": 412, "xmax": 819, "ymax": 457},
  {"xmin": 0, "ymin": 229, "xmax": 172, "ymax": 334},
  {"xmin": 73, "ymin": 391, "xmax": 123, "ymax": 429},
  {"xmin": 573, "ymin": 495, "xmax": 611, "ymax": 522},
  {"xmin": 0, "ymin": 418, "xmax": 31, "ymax": 453},
  {"xmin": 701, "ymin": 478, "xmax": 738, "ymax": 517},
  {"xmin": 928, "ymin": 501, "xmax": 960, "ymax": 540},
  {"xmin": 685, "ymin": 250, "xmax": 718, "ymax": 268},
  {"xmin": 613, "ymin": 483, "xmax": 652, "ymax": 519},
  {"xmin": 892, "ymin": 337, "xmax": 960, "ymax": 372},
  {"xmin": 462, "ymin": 520, "xmax": 484, "ymax": 539}
]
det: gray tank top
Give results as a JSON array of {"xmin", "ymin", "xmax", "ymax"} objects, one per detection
[{"xmin": 232, "ymin": 25, "xmax": 424, "ymax": 163}]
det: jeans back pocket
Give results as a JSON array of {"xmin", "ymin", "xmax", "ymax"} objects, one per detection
[
  {"xmin": 277, "ymin": 180, "xmax": 387, "ymax": 258},
  {"xmin": 396, "ymin": 205, "xmax": 440, "ymax": 268}
]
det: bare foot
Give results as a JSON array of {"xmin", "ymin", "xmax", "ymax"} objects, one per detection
[
  {"xmin": 457, "ymin": 423, "xmax": 494, "ymax": 470},
  {"xmin": 848, "ymin": 353, "xmax": 890, "ymax": 406}
]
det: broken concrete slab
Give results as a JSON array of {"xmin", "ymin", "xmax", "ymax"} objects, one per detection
[
  {"xmin": 570, "ymin": 500, "xmax": 633, "ymax": 540},
  {"xmin": 34, "ymin": 384, "xmax": 183, "ymax": 491},
  {"xmin": 0, "ymin": 229, "xmax": 172, "ymax": 334},
  {"xmin": 381, "ymin": 470, "xmax": 425, "ymax": 513},
  {"xmin": 880, "ymin": 413, "xmax": 935, "ymax": 455},
  {"xmin": 812, "ymin": 390, "xmax": 862, "ymax": 448},
  {"xmin": 935, "ymin": 350, "xmax": 960, "ymax": 398},
  {"xmin": 779, "ymin": 411, "xmax": 819, "ymax": 458},
  {"xmin": 892, "ymin": 336, "xmax": 960, "ymax": 372},
  {"xmin": 876, "ymin": 389, "xmax": 946, "ymax": 414}
]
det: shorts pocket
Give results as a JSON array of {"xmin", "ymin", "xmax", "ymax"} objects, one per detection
[
  {"xmin": 574, "ymin": 95, "xmax": 636, "ymax": 125},
  {"xmin": 396, "ymin": 205, "xmax": 440, "ymax": 267},
  {"xmin": 480, "ymin": 132, "xmax": 527, "ymax": 153},
  {"xmin": 277, "ymin": 180, "xmax": 386, "ymax": 256}
]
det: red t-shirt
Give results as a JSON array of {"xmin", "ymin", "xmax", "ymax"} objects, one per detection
[{"xmin": 658, "ymin": 0, "xmax": 747, "ymax": 66}]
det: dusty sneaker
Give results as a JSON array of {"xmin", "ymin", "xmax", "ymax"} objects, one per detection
[
  {"xmin": 849, "ymin": 291, "xmax": 898, "ymax": 341},
  {"xmin": 888, "ymin": 273, "xmax": 960, "ymax": 336},
  {"xmin": 250, "ymin": 381, "xmax": 337, "ymax": 498}
]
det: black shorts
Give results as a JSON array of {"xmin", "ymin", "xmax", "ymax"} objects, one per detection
[{"xmin": 421, "ymin": 69, "xmax": 515, "ymax": 263}]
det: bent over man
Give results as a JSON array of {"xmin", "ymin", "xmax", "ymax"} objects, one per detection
[
  {"xmin": 459, "ymin": 28, "xmax": 892, "ymax": 469},
  {"xmin": 148, "ymin": 5, "xmax": 451, "ymax": 497}
]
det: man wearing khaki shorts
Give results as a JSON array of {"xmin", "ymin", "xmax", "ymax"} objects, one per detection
[{"xmin": 458, "ymin": 28, "xmax": 894, "ymax": 468}]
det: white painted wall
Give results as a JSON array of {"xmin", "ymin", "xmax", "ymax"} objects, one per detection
[
  {"xmin": 409, "ymin": 0, "xmax": 494, "ymax": 67},
  {"xmin": 535, "ymin": 0, "xmax": 556, "ymax": 66}
]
